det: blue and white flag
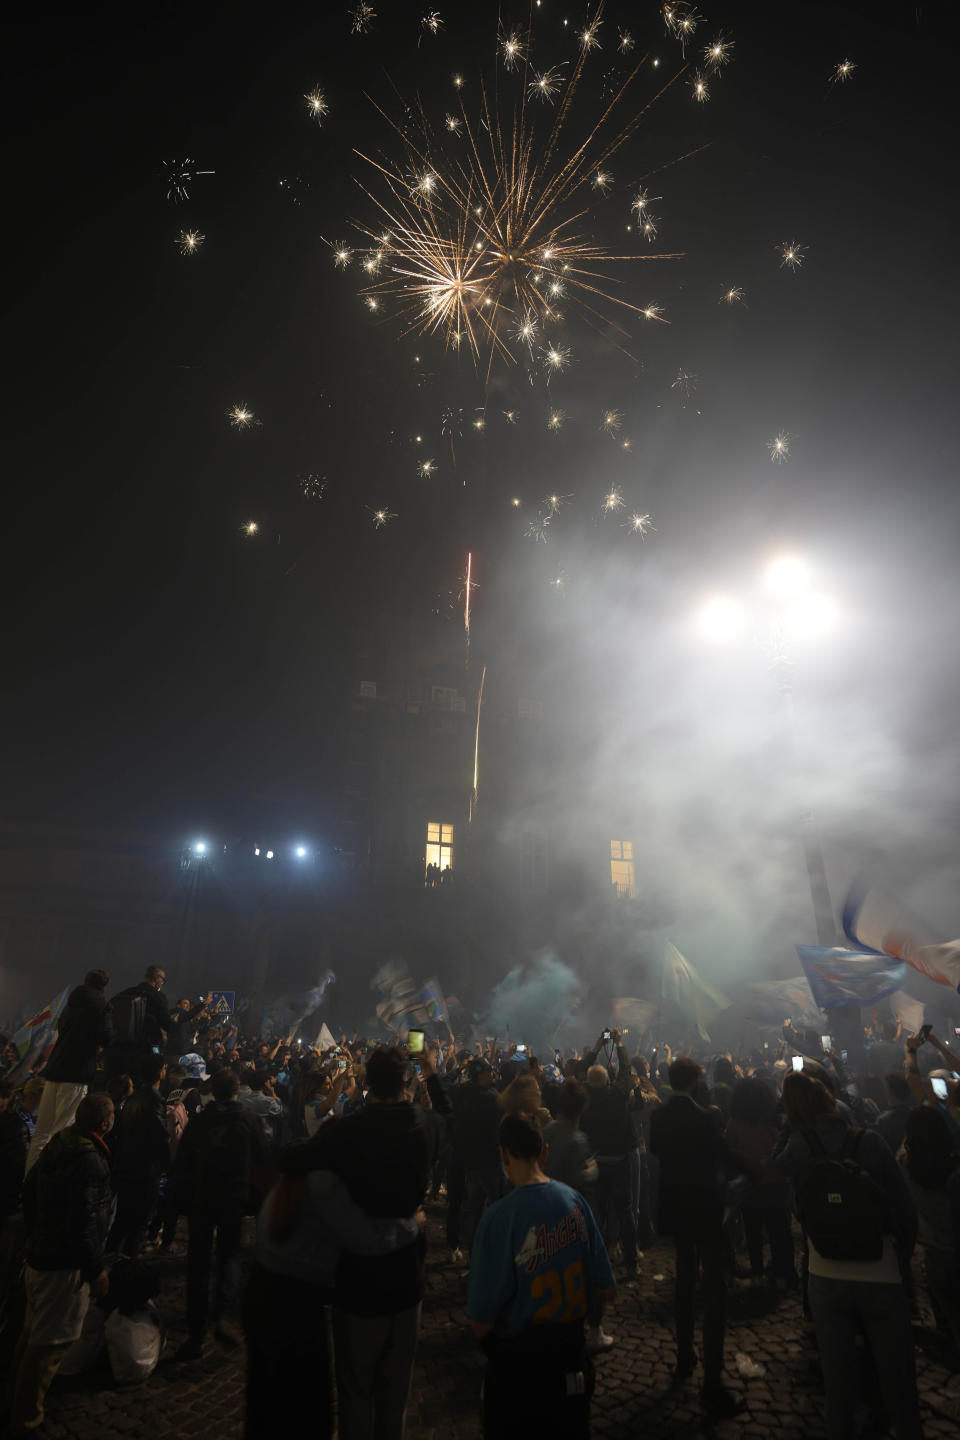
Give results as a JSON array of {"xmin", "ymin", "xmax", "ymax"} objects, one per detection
[
  {"xmin": 843, "ymin": 883, "xmax": 960, "ymax": 995},
  {"xmin": 797, "ymin": 945, "xmax": 906, "ymax": 1011}
]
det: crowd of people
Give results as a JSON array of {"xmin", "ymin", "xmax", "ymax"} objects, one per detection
[{"xmin": 1, "ymin": 964, "xmax": 958, "ymax": 1439}]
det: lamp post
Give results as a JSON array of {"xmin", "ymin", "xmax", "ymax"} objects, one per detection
[{"xmin": 696, "ymin": 555, "xmax": 839, "ymax": 947}]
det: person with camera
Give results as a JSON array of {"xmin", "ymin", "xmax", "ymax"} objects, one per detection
[{"xmin": 580, "ymin": 1028, "xmax": 639, "ymax": 1277}]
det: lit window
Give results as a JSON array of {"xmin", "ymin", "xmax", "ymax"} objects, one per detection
[
  {"xmin": 425, "ymin": 821, "xmax": 454, "ymax": 881},
  {"xmin": 610, "ymin": 839, "xmax": 636, "ymax": 898}
]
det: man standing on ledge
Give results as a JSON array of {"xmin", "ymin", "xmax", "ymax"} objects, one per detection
[
  {"xmin": 467, "ymin": 1112, "xmax": 616, "ymax": 1439},
  {"xmin": 650, "ymin": 1054, "xmax": 745, "ymax": 1420},
  {"xmin": 26, "ymin": 969, "xmax": 112, "ymax": 1174}
]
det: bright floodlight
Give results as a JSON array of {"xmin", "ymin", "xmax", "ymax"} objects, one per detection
[
  {"xmin": 786, "ymin": 592, "xmax": 837, "ymax": 640},
  {"xmin": 194, "ymin": 841, "xmax": 207, "ymax": 855},
  {"xmin": 254, "ymin": 847, "xmax": 260, "ymax": 856},
  {"xmin": 295, "ymin": 845, "xmax": 308, "ymax": 859},
  {"xmin": 696, "ymin": 595, "xmax": 747, "ymax": 642},
  {"xmin": 764, "ymin": 554, "xmax": 812, "ymax": 599},
  {"xmin": 265, "ymin": 849, "xmax": 274, "ymax": 859}
]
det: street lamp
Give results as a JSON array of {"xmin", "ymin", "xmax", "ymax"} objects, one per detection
[{"xmin": 695, "ymin": 554, "xmax": 839, "ymax": 946}]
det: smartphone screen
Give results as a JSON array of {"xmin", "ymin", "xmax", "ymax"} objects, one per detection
[
  {"xmin": 841, "ymin": 1050, "xmax": 848, "ymax": 1063},
  {"xmin": 792, "ymin": 1056, "xmax": 804, "ymax": 1072},
  {"xmin": 821, "ymin": 1035, "xmax": 832, "ymax": 1051},
  {"xmin": 407, "ymin": 1029, "xmax": 425, "ymax": 1054},
  {"xmin": 516, "ymin": 1043, "xmax": 527, "ymax": 1053},
  {"xmin": 931, "ymin": 1077, "xmax": 948, "ymax": 1101}
]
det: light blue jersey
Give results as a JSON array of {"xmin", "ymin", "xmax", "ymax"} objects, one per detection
[{"xmin": 467, "ymin": 1179, "xmax": 614, "ymax": 1338}]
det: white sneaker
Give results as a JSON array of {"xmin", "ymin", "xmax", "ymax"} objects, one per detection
[{"xmin": 586, "ymin": 1325, "xmax": 615, "ymax": 1352}]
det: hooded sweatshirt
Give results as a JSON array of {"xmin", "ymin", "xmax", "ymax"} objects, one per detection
[{"xmin": 23, "ymin": 1125, "xmax": 112, "ymax": 1280}]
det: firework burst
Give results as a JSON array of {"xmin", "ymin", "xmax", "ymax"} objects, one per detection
[
  {"xmin": 163, "ymin": 158, "xmax": 214, "ymax": 204},
  {"xmin": 779, "ymin": 240, "xmax": 807, "ymax": 270},
  {"xmin": 720, "ymin": 286, "xmax": 744, "ymax": 304},
  {"xmin": 830, "ymin": 59, "xmax": 857, "ymax": 84},
  {"xmin": 228, "ymin": 404, "xmax": 256, "ymax": 428},
  {"xmin": 353, "ymin": 16, "xmax": 686, "ymax": 371},
  {"xmin": 242, "ymin": 520, "xmax": 259, "ymax": 536},
  {"xmin": 525, "ymin": 513, "xmax": 551, "ymax": 542},
  {"xmin": 547, "ymin": 408, "xmax": 566, "ymax": 431},
  {"xmin": 177, "ymin": 229, "xmax": 204, "ymax": 255},
  {"xmin": 769, "ymin": 431, "xmax": 790, "ymax": 463},
  {"xmin": 703, "ymin": 34, "xmax": 734, "ymax": 71},
  {"xmin": 602, "ymin": 488, "xmax": 625, "ymax": 514},
  {"xmin": 543, "ymin": 492, "xmax": 572, "ymax": 514},
  {"xmin": 368, "ymin": 505, "xmax": 397, "ymax": 527},
  {"xmin": 349, "ymin": 4, "xmax": 376, "ymax": 33},
  {"xmin": 528, "ymin": 66, "xmax": 566, "ymax": 103},
  {"xmin": 498, "ymin": 29, "xmax": 528, "ymax": 70},
  {"xmin": 624, "ymin": 511, "xmax": 655, "ymax": 536},
  {"xmin": 305, "ymin": 88, "xmax": 329, "ymax": 122},
  {"xmin": 601, "ymin": 408, "xmax": 623, "ymax": 432}
]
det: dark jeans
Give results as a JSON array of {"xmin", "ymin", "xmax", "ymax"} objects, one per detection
[
  {"xmin": 186, "ymin": 1208, "xmax": 243, "ymax": 1340},
  {"xmin": 673, "ymin": 1233, "xmax": 727, "ymax": 1384},
  {"xmin": 333, "ymin": 1303, "xmax": 421, "ymax": 1440},
  {"xmin": 462, "ymin": 1165, "xmax": 504, "ymax": 1251},
  {"xmin": 446, "ymin": 1160, "xmax": 465, "ymax": 1249},
  {"xmin": 596, "ymin": 1154, "xmax": 637, "ymax": 1268},
  {"xmin": 482, "ymin": 1322, "xmax": 593, "ymax": 1439},
  {"xmin": 243, "ymin": 1264, "xmax": 332, "ymax": 1440},
  {"xmin": 808, "ymin": 1274, "xmax": 923, "ymax": 1440},
  {"xmin": 741, "ymin": 1184, "xmax": 796, "ymax": 1280},
  {"xmin": 110, "ymin": 1178, "xmax": 160, "ymax": 1257}
]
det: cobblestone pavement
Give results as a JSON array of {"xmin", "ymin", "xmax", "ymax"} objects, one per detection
[{"xmin": 33, "ymin": 1208, "xmax": 960, "ymax": 1440}]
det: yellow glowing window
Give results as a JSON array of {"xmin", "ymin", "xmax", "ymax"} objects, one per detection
[
  {"xmin": 610, "ymin": 839, "xmax": 636, "ymax": 898},
  {"xmin": 425, "ymin": 821, "xmax": 454, "ymax": 878}
]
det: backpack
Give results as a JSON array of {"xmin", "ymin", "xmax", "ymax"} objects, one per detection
[
  {"xmin": 111, "ymin": 988, "xmax": 147, "ymax": 1044},
  {"xmin": 165, "ymin": 1092, "xmax": 189, "ymax": 1158},
  {"xmin": 796, "ymin": 1128, "xmax": 888, "ymax": 1262}
]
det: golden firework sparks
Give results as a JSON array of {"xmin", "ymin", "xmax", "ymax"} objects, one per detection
[
  {"xmin": 592, "ymin": 170, "xmax": 614, "ymax": 194},
  {"xmin": 769, "ymin": 431, "xmax": 790, "ymax": 463},
  {"xmin": 779, "ymin": 240, "xmax": 807, "ymax": 270},
  {"xmin": 602, "ymin": 488, "xmax": 625, "ymax": 514},
  {"xmin": 720, "ymin": 286, "xmax": 744, "ymax": 304},
  {"xmin": 228, "ymin": 404, "xmax": 255, "ymax": 427},
  {"xmin": 547, "ymin": 409, "xmax": 566, "ymax": 431},
  {"xmin": 691, "ymin": 72, "xmax": 709, "ymax": 102},
  {"xmin": 624, "ymin": 511, "xmax": 654, "ymax": 535},
  {"xmin": 601, "ymin": 408, "xmax": 623, "ymax": 432},
  {"xmin": 498, "ymin": 29, "xmax": 528, "ymax": 70},
  {"xmin": 703, "ymin": 34, "xmax": 734, "ymax": 71},
  {"xmin": 242, "ymin": 520, "xmax": 259, "ymax": 536},
  {"xmin": 418, "ymin": 458, "xmax": 437, "ymax": 476},
  {"xmin": 177, "ymin": 229, "xmax": 204, "ymax": 255},
  {"xmin": 349, "ymin": 4, "xmax": 376, "ymax": 33},
  {"xmin": 579, "ymin": 20, "xmax": 602, "ymax": 52},
  {"xmin": 367, "ymin": 505, "xmax": 397, "ymax": 527},
  {"xmin": 619, "ymin": 31, "xmax": 635, "ymax": 54},
  {"xmin": 305, "ymin": 88, "xmax": 329, "ymax": 121},
  {"xmin": 830, "ymin": 58, "xmax": 857, "ymax": 84},
  {"xmin": 332, "ymin": 242, "xmax": 354, "ymax": 268},
  {"xmin": 528, "ymin": 65, "xmax": 566, "ymax": 102}
]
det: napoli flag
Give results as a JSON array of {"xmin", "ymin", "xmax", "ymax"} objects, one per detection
[
  {"xmin": 843, "ymin": 883, "xmax": 960, "ymax": 994},
  {"xmin": 797, "ymin": 946, "xmax": 906, "ymax": 1011}
]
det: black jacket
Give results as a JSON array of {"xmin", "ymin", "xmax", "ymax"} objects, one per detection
[
  {"xmin": 43, "ymin": 984, "xmax": 114, "ymax": 1086},
  {"xmin": 581, "ymin": 1053, "xmax": 637, "ymax": 1159},
  {"xmin": 174, "ymin": 1099, "xmax": 269, "ymax": 1214},
  {"xmin": 451, "ymin": 1081, "xmax": 501, "ymax": 1170},
  {"xmin": 165, "ymin": 1001, "xmax": 206, "ymax": 1057},
  {"xmin": 111, "ymin": 1085, "xmax": 170, "ymax": 1184},
  {"xmin": 0, "ymin": 1108, "xmax": 29, "ymax": 1215},
  {"xmin": 649, "ymin": 1091, "xmax": 734, "ymax": 1241},
  {"xmin": 109, "ymin": 982, "xmax": 173, "ymax": 1051},
  {"xmin": 307, "ymin": 1074, "xmax": 451, "ymax": 1315},
  {"xmin": 23, "ymin": 1125, "xmax": 112, "ymax": 1280}
]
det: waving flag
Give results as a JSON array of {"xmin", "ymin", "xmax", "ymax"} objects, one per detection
[
  {"xmin": 8, "ymin": 986, "xmax": 70, "ymax": 1084},
  {"xmin": 661, "ymin": 942, "xmax": 730, "ymax": 1038},
  {"xmin": 797, "ymin": 945, "xmax": 906, "ymax": 1011},
  {"xmin": 740, "ymin": 976, "xmax": 822, "ymax": 1028},
  {"xmin": 843, "ymin": 884, "xmax": 960, "ymax": 994}
]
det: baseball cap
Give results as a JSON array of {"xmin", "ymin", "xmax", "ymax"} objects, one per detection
[{"xmin": 179, "ymin": 1053, "xmax": 208, "ymax": 1080}]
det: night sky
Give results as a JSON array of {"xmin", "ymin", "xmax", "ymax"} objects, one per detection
[{"xmin": 4, "ymin": 0, "xmax": 957, "ymax": 863}]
